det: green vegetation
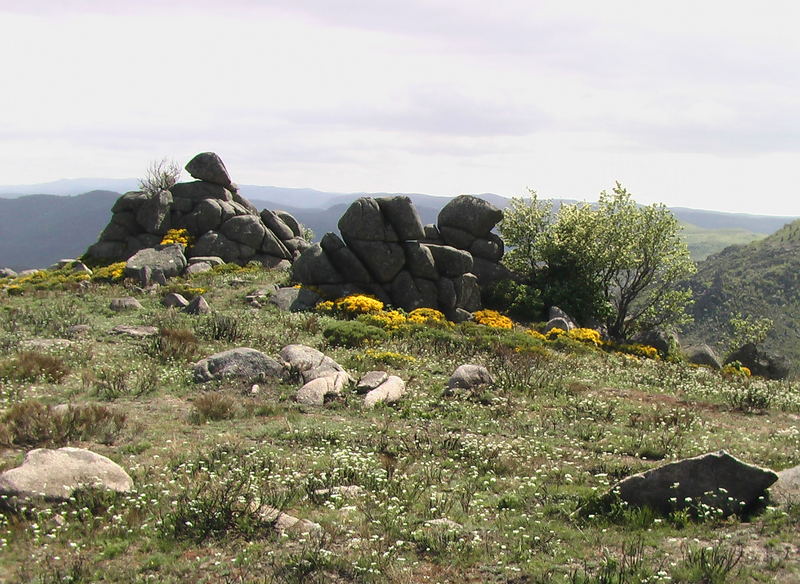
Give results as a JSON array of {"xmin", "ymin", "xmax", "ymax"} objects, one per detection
[
  {"xmin": 500, "ymin": 185, "xmax": 696, "ymax": 338},
  {"xmin": 0, "ymin": 264, "xmax": 798, "ymax": 583}
]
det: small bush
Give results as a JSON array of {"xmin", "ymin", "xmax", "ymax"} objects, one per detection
[
  {"xmin": 0, "ymin": 351, "xmax": 70, "ymax": 383},
  {"xmin": 726, "ymin": 381, "xmax": 774, "ymax": 413},
  {"xmin": 672, "ymin": 542, "xmax": 743, "ymax": 584},
  {"xmin": 139, "ymin": 157, "xmax": 181, "ymax": 195},
  {"xmin": 198, "ymin": 313, "xmax": 247, "ymax": 342},
  {"xmin": 191, "ymin": 392, "xmax": 238, "ymax": 422},
  {"xmin": 323, "ymin": 320, "xmax": 387, "ymax": 348},
  {"xmin": 150, "ymin": 327, "xmax": 198, "ymax": 362},
  {"xmin": 482, "ymin": 279, "xmax": 544, "ymax": 322},
  {"xmin": 89, "ymin": 367, "xmax": 158, "ymax": 400},
  {"xmin": 0, "ymin": 400, "xmax": 126, "ymax": 447}
]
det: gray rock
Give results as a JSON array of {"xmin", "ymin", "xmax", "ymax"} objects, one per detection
[
  {"xmin": 184, "ymin": 295, "xmax": 211, "ymax": 315},
  {"xmin": 770, "ymin": 463, "xmax": 800, "ymax": 506},
  {"xmin": 725, "ymin": 343, "xmax": 790, "ymax": 380},
  {"xmin": 422, "ymin": 223, "xmax": 442, "ymax": 243},
  {"xmin": 99, "ymin": 221, "xmax": 131, "ymax": 242},
  {"xmin": 171, "ymin": 196, "xmax": 193, "ymax": 213},
  {"xmin": 470, "ymin": 233, "xmax": 504, "ymax": 261},
  {"xmin": 17, "ymin": 269, "xmax": 40, "ymax": 277},
  {"xmin": 162, "ymin": 292, "xmax": 190, "ymax": 308},
  {"xmin": 275, "ymin": 210, "xmax": 303, "ymax": 237},
  {"xmin": 454, "ymin": 273, "xmax": 481, "ymax": 312},
  {"xmin": 71, "ymin": 262, "xmax": 93, "ymax": 275},
  {"xmin": 423, "ymin": 518, "xmax": 463, "ymax": 531},
  {"xmin": 438, "ymin": 225, "xmax": 476, "ymax": 249},
  {"xmin": 111, "ymin": 210, "xmax": 140, "ymax": 232},
  {"xmin": 346, "ymin": 240, "xmax": 406, "ymax": 284},
  {"xmin": 110, "ymin": 297, "xmax": 143, "ymax": 311},
  {"xmin": 260, "ymin": 209, "xmax": 295, "ymax": 241},
  {"xmin": 135, "ymin": 189, "xmax": 173, "ymax": 234},
  {"xmin": 220, "ymin": 215, "xmax": 266, "ymax": 250},
  {"xmin": 169, "ymin": 180, "xmax": 233, "ymax": 202},
  {"xmin": 231, "ymin": 189, "xmax": 259, "ymax": 215},
  {"xmin": 388, "ymin": 271, "xmax": 426, "ymax": 311},
  {"xmin": 185, "ymin": 152, "xmax": 232, "ymax": 186},
  {"xmin": 253, "ymin": 255, "xmax": 291, "ymax": 270},
  {"xmin": 188, "ymin": 256, "xmax": 225, "ymax": 266},
  {"xmin": 451, "ymin": 308, "xmax": 473, "ymax": 323},
  {"xmin": 548, "ymin": 306, "xmax": 575, "ymax": 324},
  {"xmin": 448, "ymin": 364, "xmax": 494, "ymax": 390},
  {"xmin": 292, "ymin": 244, "xmax": 343, "ymax": 284},
  {"xmin": 190, "ymin": 231, "xmax": 241, "ymax": 263},
  {"xmin": 125, "ymin": 244, "xmax": 187, "ymax": 280},
  {"xmin": 296, "ymin": 371, "xmax": 350, "ymax": 405},
  {"xmin": 685, "ymin": 344, "xmax": 721, "ymax": 369},
  {"xmin": 470, "ymin": 257, "xmax": 513, "ymax": 285},
  {"xmin": 356, "ymin": 371, "xmax": 389, "ymax": 394},
  {"xmin": 86, "ymin": 240, "xmax": 127, "ymax": 260},
  {"xmin": 183, "ymin": 198, "xmax": 223, "ymax": 234},
  {"xmin": 0, "ymin": 268, "xmax": 18, "ymax": 278},
  {"xmin": 111, "ymin": 324, "xmax": 159, "ymax": 338},
  {"xmin": 185, "ymin": 262, "xmax": 212, "ymax": 275},
  {"xmin": 321, "ymin": 233, "xmax": 372, "ymax": 284},
  {"xmin": 259, "ymin": 505, "xmax": 322, "ymax": 534},
  {"xmin": 426, "ymin": 244, "xmax": 473, "ymax": 278},
  {"xmin": 377, "ymin": 196, "xmax": 425, "ymax": 241},
  {"xmin": 280, "ymin": 344, "xmax": 350, "ymax": 384},
  {"xmin": 0, "ymin": 447, "xmax": 133, "ymax": 501},
  {"xmin": 66, "ymin": 324, "xmax": 91, "ymax": 337},
  {"xmin": 111, "ymin": 191, "xmax": 148, "ymax": 213},
  {"xmin": 615, "ymin": 450, "xmax": 778, "ymax": 516},
  {"xmin": 632, "ymin": 329, "xmax": 679, "ymax": 357},
  {"xmin": 438, "ymin": 195, "xmax": 503, "ymax": 238},
  {"xmin": 269, "ymin": 287, "xmax": 322, "ymax": 312},
  {"xmin": 193, "ymin": 348, "xmax": 283, "ymax": 383},
  {"xmin": 20, "ymin": 338, "xmax": 74, "ymax": 351},
  {"xmin": 364, "ymin": 375, "xmax": 406, "ymax": 408},
  {"xmin": 282, "ymin": 237, "xmax": 311, "ymax": 259},
  {"xmin": 338, "ymin": 198, "xmax": 398, "ymax": 242},
  {"xmin": 544, "ymin": 317, "xmax": 574, "ymax": 333},
  {"xmin": 403, "ymin": 242, "xmax": 438, "ymax": 280},
  {"xmin": 438, "ymin": 278, "xmax": 457, "ymax": 311},
  {"xmin": 259, "ymin": 228, "xmax": 292, "ymax": 259}
]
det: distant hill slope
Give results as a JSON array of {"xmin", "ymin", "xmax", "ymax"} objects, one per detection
[
  {"xmin": 682, "ymin": 219, "xmax": 800, "ymax": 369},
  {"xmin": 0, "ymin": 185, "xmax": 795, "ymax": 270}
]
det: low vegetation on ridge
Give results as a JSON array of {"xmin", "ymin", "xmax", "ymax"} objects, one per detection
[{"xmin": 0, "ymin": 263, "xmax": 798, "ymax": 583}]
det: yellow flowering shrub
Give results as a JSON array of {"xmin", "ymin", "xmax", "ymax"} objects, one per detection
[
  {"xmin": 407, "ymin": 308, "xmax": 447, "ymax": 325},
  {"xmin": 160, "ymin": 228, "xmax": 193, "ymax": 247},
  {"xmin": 317, "ymin": 294, "xmax": 384, "ymax": 317},
  {"xmin": 525, "ymin": 329, "xmax": 547, "ymax": 341},
  {"xmin": 566, "ymin": 328, "xmax": 603, "ymax": 347},
  {"xmin": 545, "ymin": 327, "xmax": 567, "ymax": 341},
  {"xmin": 614, "ymin": 343, "xmax": 659, "ymax": 360},
  {"xmin": 360, "ymin": 310, "xmax": 408, "ymax": 330},
  {"xmin": 722, "ymin": 361, "xmax": 751, "ymax": 378},
  {"xmin": 92, "ymin": 262, "xmax": 127, "ymax": 282},
  {"xmin": 473, "ymin": 309, "xmax": 513, "ymax": 329},
  {"xmin": 316, "ymin": 300, "xmax": 335, "ymax": 312},
  {"xmin": 362, "ymin": 349, "xmax": 417, "ymax": 367}
]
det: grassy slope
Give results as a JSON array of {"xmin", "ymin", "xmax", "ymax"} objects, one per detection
[
  {"xmin": 0, "ymin": 267, "xmax": 798, "ymax": 583},
  {"xmin": 683, "ymin": 219, "xmax": 800, "ymax": 367},
  {"xmin": 680, "ymin": 222, "xmax": 765, "ymax": 261}
]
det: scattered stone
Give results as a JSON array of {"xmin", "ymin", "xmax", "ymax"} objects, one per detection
[
  {"xmin": 110, "ymin": 324, "xmax": 159, "ymax": 338},
  {"xmin": 193, "ymin": 348, "xmax": 283, "ymax": 383},
  {"xmin": 770, "ymin": 463, "xmax": 800, "ymax": 506},
  {"xmin": 364, "ymin": 376, "xmax": 406, "ymax": 408},
  {"xmin": 125, "ymin": 245, "xmax": 187, "ymax": 282},
  {"xmin": 280, "ymin": 344, "xmax": 349, "ymax": 384},
  {"xmin": 185, "ymin": 261, "xmax": 212, "ymax": 275},
  {"xmin": 259, "ymin": 506, "xmax": 322, "ymax": 535},
  {"xmin": 448, "ymin": 364, "xmax": 494, "ymax": 390},
  {"xmin": 725, "ymin": 343, "xmax": 791, "ymax": 380},
  {"xmin": 0, "ymin": 447, "xmax": 133, "ymax": 501},
  {"xmin": 162, "ymin": 292, "xmax": 190, "ymax": 308},
  {"xmin": 109, "ymin": 297, "xmax": 143, "ymax": 311},
  {"xmin": 20, "ymin": 338, "xmax": 74, "ymax": 351},
  {"xmin": 356, "ymin": 371, "xmax": 389, "ymax": 394},
  {"xmin": 684, "ymin": 344, "xmax": 721, "ymax": 369},
  {"xmin": 544, "ymin": 317, "xmax": 575, "ymax": 333},
  {"xmin": 270, "ymin": 287, "xmax": 322, "ymax": 312},
  {"xmin": 66, "ymin": 324, "xmax": 91, "ymax": 338},
  {"xmin": 188, "ymin": 255, "xmax": 225, "ymax": 266},
  {"xmin": 614, "ymin": 450, "xmax": 778, "ymax": 516},
  {"xmin": 296, "ymin": 371, "xmax": 351, "ymax": 405},
  {"xmin": 184, "ymin": 295, "xmax": 211, "ymax": 315}
]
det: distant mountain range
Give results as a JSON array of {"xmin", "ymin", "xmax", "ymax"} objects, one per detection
[{"xmin": 0, "ymin": 180, "xmax": 797, "ymax": 270}]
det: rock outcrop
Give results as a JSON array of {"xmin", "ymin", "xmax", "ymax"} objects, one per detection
[
  {"xmin": 85, "ymin": 153, "xmax": 308, "ymax": 269},
  {"xmin": 725, "ymin": 343, "xmax": 790, "ymax": 380},
  {"xmin": 292, "ymin": 195, "xmax": 507, "ymax": 318}
]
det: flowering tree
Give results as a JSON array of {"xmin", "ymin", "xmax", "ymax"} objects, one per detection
[{"xmin": 500, "ymin": 183, "xmax": 696, "ymax": 339}]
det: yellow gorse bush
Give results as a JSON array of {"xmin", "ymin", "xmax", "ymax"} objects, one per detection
[
  {"xmin": 566, "ymin": 328, "xmax": 604, "ymax": 347},
  {"xmin": 160, "ymin": 228, "xmax": 193, "ymax": 247},
  {"xmin": 473, "ymin": 309, "xmax": 513, "ymax": 329},
  {"xmin": 722, "ymin": 361, "xmax": 752, "ymax": 378},
  {"xmin": 92, "ymin": 262, "xmax": 127, "ymax": 282},
  {"xmin": 361, "ymin": 310, "xmax": 408, "ymax": 330},
  {"xmin": 407, "ymin": 308, "xmax": 447, "ymax": 325},
  {"xmin": 316, "ymin": 294, "xmax": 384, "ymax": 316}
]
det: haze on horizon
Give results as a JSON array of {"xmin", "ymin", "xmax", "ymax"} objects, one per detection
[{"xmin": 2, "ymin": 1, "xmax": 799, "ymax": 216}]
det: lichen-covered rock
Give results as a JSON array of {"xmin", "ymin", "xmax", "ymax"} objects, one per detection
[
  {"xmin": 347, "ymin": 240, "xmax": 406, "ymax": 284},
  {"xmin": 125, "ymin": 244, "xmax": 187, "ymax": 280},
  {"xmin": 363, "ymin": 375, "xmax": 406, "ymax": 408},
  {"xmin": 185, "ymin": 152, "xmax": 232, "ymax": 186},
  {"xmin": 163, "ymin": 292, "xmax": 190, "ymax": 308},
  {"xmin": 377, "ymin": 196, "xmax": 425, "ymax": 241},
  {"xmin": 356, "ymin": 371, "xmax": 389, "ymax": 394},
  {"xmin": 136, "ymin": 189, "xmax": 172, "ymax": 234},
  {"xmin": 725, "ymin": 343, "xmax": 790, "ymax": 380},
  {"xmin": 448, "ymin": 364, "xmax": 494, "ymax": 390},
  {"xmin": 425, "ymin": 244, "xmax": 473, "ymax": 278},
  {"xmin": 110, "ymin": 325, "xmax": 158, "ymax": 338},
  {"xmin": 339, "ymin": 197, "xmax": 398, "ymax": 242},
  {"xmin": 0, "ymin": 447, "xmax": 133, "ymax": 501},
  {"xmin": 109, "ymin": 297, "xmax": 143, "ymax": 311},
  {"xmin": 169, "ymin": 180, "xmax": 232, "ymax": 201},
  {"xmin": 280, "ymin": 344, "xmax": 349, "ymax": 384},
  {"xmin": 296, "ymin": 371, "xmax": 350, "ymax": 405},
  {"xmin": 614, "ymin": 450, "xmax": 778, "ymax": 516},
  {"xmin": 190, "ymin": 231, "xmax": 241, "ymax": 263},
  {"xmin": 291, "ymin": 243, "xmax": 343, "ymax": 284},
  {"xmin": 269, "ymin": 287, "xmax": 322, "ymax": 312},
  {"xmin": 193, "ymin": 348, "xmax": 283, "ymax": 383},
  {"xmin": 184, "ymin": 295, "xmax": 211, "ymax": 315}
]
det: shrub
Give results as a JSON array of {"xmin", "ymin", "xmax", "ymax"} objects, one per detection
[
  {"xmin": 482, "ymin": 279, "xmax": 544, "ymax": 322},
  {"xmin": 191, "ymin": 392, "xmax": 238, "ymax": 422},
  {"xmin": 0, "ymin": 351, "xmax": 70, "ymax": 383},
  {"xmin": 359, "ymin": 349, "xmax": 416, "ymax": 368},
  {"xmin": 0, "ymin": 400, "xmax": 126, "ymax": 447},
  {"xmin": 323, "ymin": 320, "xmax": 387, "ymax": 348},
  {"xmin": 358, "ymin": 310, "xmax": 408, "ymax": 331},
  {"xmin": 139, "ymin": 158, "xmax": 181, "ymax": 195},
  {"xmin": 198, "ymin": 313, "xmax": 247, "ymax": 342},
  {"xmin": 150, "ymin": 328, "xmax": 198, "ymax": 362},
  {"xmin": 407, "ymin": 307, "xmax": 448, "ymax": 325},
  {"xmin": 91, "ymin": 261, "xmax": 126, "ymax": 282},
  {"xmin": 89, "ymin": 366, "xmax": 158, "ymax": 400},
  {"xmin": 317, "ymin": 294, "xmax": 384, "ymax": 317},
  {"xmin": 160, "ymin": 228, "xmax": 193, "ymax": 247},
  {"xmin": 473, "ymin": 309, "xmax": 514, "ymax": 329}
]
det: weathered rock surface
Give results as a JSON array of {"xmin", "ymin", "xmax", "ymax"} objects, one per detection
[
  {"xmin": 684, "ymin": 344, "xmax": 721, "ymax": 369},
  {"xmin": 633, "ymin": 329, "xmax": 679, "ymax": 357},
  {"xmin": 162, "ymin": 292, "xmax": 190, "ymax": 308},
  {"xmin": 125, "ymin": 244, "xmax": 187, "ymax": 280},
  {"xmin": 185, "ymin": 152, "xmax": 232, "ymax": 186},
  {"xmin": 356, "ymin": 371, "xmax": 389, "ymax": 394},
  {"xmin": 194, "ymin": 348, "xmax": 283, "ymax": 383},
  {"xmin": 448, "ymin": 364, "xmax": 494, "ymax": 390},
  {"xmin": 0, "ymin": 447, "xmax": 133, "ymax": 501},
  {"xmin": 259, "ymin": 506, "xmax": 322, "ymax": 534},
  {"xmin": 184, "ymin": 295, "xmax": 211, "ymax": 315},
  {"xmin": 270, "ymin": 287, "xmax": 322, "ymax": 312},
  {"xmin": 110, "ymin": 325, "xmax": 158, "ymax": 338},
  {"xmin": 770, "ymin": 463, "xmax": 800, "ymax": 506},
  {"xmin": 364, "ymin": 375, "xmax": 406, "ymax": 408},
  {"xmin": 20, "ymin": 338, "xmax": 74, "ymax": 351},
  {"xmin": 109, "ymin": 297, "xmax": 143, "ymax": 311},
  {"xmin": 280, "ymin": 344, "xmax": 349, "ymax": 384},
  {"xmin": 614, "ymin": 450, "xmax": 778, "ymax": 515},
  {"xmin": 296, "ymin": 371, "xmax": 351, "ymax": 405},
  {"xmin": 725, "ymin": 343, "xmax": 790, "ymax": 380}
]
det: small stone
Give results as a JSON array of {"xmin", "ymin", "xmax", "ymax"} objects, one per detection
[
  {"xmin": 162, "ymin": 292, "xmax": 190, "ymax": 308},
  {"xmin": 448, "ymin": 364, "xmax": 494, "ymax": 390},
  {"xmin": 356, "ymin": 371, "xmax": 389, "ymax": 394},
  {"xmin": 110, "ymin": 324, "xmax": 159, "ymax": 338},
  {"xmin": 110, "ymin": 297, "xmax": 143, "ymax": 311},
  {"xmin": 184, "ymin": 295, "xmax": 211, "ymax": 315},
  {"xmin": 364, "ymin": 376, "xmax": 406, "ymax": 408}
]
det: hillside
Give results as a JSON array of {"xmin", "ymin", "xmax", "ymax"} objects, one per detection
[
  {"xmin": 0, "ymin": 265, "xmax": 798, "ymax": 582},
  {"xmin": 682, "ymin": 219, "xmax": 800, "ymax": 366}
]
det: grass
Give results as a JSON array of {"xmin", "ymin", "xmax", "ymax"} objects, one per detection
[{"xmin": 0, "ymin": 265, "xmax": 798, "ymax": 582}]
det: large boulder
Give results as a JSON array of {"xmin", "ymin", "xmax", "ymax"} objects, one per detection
[
  {"xmin": 363, "ymin": 375, "xmax": 406, "ymax": 408},
  {"xmin": 295, "ymin": 371, "xmax": 350, "ymax": 405},
  {"xmin": 338, "ymin": 198, "xmax": 398, "ymax": 242},
  {"xmin": 321, "ymin": 233, "xmax": 372, "ymax": 284},
  {"xmin": 136, "ymin": 189, "xmax": 172, "ymax": 234},
  {"xmin": 291, "ymin": 244, "xmax": 344, "ymax": 284},
  {"xmin": 220, "ymin": 215, "xmax": 267, "ymax": 250},
  {"xmin": 684, "ymin": 344, "xmax": 722, "ymax": 369},
  {"xmin": 185, "ymin": 152, "xmax": 232, "ymax": 187},
  {"xmin": 425, "ymin": 244, "xmax": 473, "ymax": 278},
  {"xmin": 190, "ymin": 232, "xmax": 241, "ymax": 263},
  {"xmin": 725, "ymin": 343, "xmax": 791, "ymax": 380},
  {"xmin": 269, "ymin": 287, "xmax": 322, "ymax": 312},
  {"xmin": 280, "ymin": 344, "xmax": 349, "ymax": 384},
  {"xmin": 438, "ymin": 195, "xmax": 503, "ymax": 238},
  {"xmin": 125, "ymin": 244, "xmax": 187, "ymax": 280},
  {"xmin": 347, "ymin": 240, "xmax": 406, "ymax": 283},
  {"xmin": 193, "ymin": 348, "xmax": 283, "ymax": 383},
  {"xmin": 169, "ymin": 180, "xmax": 232, "ymax": 202},
  {"xmin": 448, "ymin": 364, "xmax": 494, "ymax": 390},
  {"xmin": 376, "ymin": 196, "xmax": 425, "ymax": 241},
  {"xmin": 614, "ymin": 450, "xmax": 778, "ymax": 516},
  {"xmin": 0, "ymin": 447, "xmax": 133, "ymax": 501},
  {"xmin": 632, "ymin": 329, "xmax": 679, "ymax": 357},
  {"xmin": 770, "ymin": 463, "xmax": 800, "ymax": 506}
]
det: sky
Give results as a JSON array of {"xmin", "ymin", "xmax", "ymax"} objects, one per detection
[{"xmin": 1, "ymin": 1, "xmax": 799, "ymax": 215}]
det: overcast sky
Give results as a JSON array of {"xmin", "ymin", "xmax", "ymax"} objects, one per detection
[{"xmin": 1, "ymin": 1, "xmax": 799, "ymax": 214}]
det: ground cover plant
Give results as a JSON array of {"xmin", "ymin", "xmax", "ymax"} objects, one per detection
[{"xmin": 0, "ymin": 266, "xmax": 798, "ymax": 583}]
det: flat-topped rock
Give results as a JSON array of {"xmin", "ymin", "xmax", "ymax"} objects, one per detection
[{"xmin": 194, "ymin": 348, "xmax": 283, "ymax": 383}]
